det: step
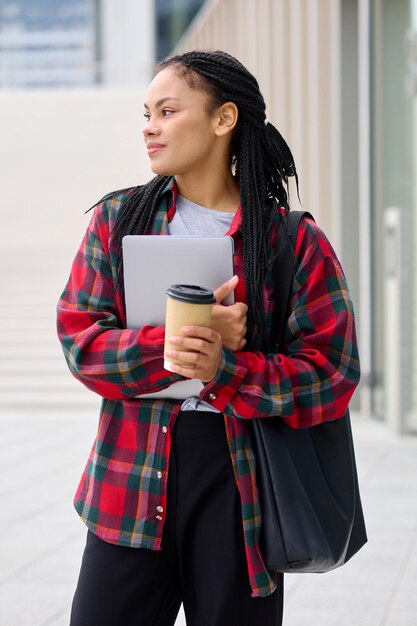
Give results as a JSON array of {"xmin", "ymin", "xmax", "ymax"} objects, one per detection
[
  {"xmin": 0, "ymin": 330, "xmax": 57, "ymax": 345},
  {"xmin": 0, "ymin": 376, "xmax": 82, "ymax": 392},
  {"xmin": 0, "ymin": 362, "xmax": 68, "ymax": 376},
  {"xmin": 0, "ymin": 345, "xmax": 62, "ymax": 359},
  {"xmin": 1, "ymin": 318, "xmax": 57, "ymax": 331},
  {"xmin": 0, "ymin": 390, "xmax": 99, "ymax": 411}
]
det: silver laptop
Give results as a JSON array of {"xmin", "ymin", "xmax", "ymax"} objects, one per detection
[{"xmin": 122, "ymin": 235, "xmax": 234, "ymax": 399}]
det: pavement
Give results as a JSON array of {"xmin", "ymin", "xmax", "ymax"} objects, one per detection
[{"xmin": 0, "ymin": 408, "xmax": 416, "ymax": 626}]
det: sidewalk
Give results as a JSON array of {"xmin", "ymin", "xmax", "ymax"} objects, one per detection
[{"xmin": 0, "ymin": 409, "xmax": 416, "ymax": 626}]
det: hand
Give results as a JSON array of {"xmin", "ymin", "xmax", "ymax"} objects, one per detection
[
  {"xmin": 166, "ymin": 326, "xmax": 222, "ymax": 382},
  {"xmin": 210, "ymin": 276, "xmax": 248, "ymax": 352}
]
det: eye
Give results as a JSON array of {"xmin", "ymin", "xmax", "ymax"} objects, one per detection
[
  {"xmin": 143, "ymin": 112, "xmax": 151, "ymax": 121},
  {"xmin": 162, "ymin": 109, "xmax": 174, "ymax": 117}
]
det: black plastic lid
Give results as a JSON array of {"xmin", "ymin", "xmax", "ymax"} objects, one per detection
[{"xmin": 166, "ymin": 284, "xmax": 216, "ymax": 304}]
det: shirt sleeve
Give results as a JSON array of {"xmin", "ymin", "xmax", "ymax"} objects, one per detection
[
  {"xmin": 199, "ymin": 217, "xmax": 360, "ymax": 428},
  {"xmin": 56, "ymin": 201, "xmax": 184, "ymax": 400}
]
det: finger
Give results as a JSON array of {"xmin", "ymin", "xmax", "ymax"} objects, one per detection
[
  {"xmin": 169, "ymin": 362, "xmax": 209, "ymax": 380},
  {"xmin": 168, "ymin": 362, "xmax": 196, "ymax": 379},
  {"xmin": 166, "ymin": 350, "xmax": 214, "ymax": 374},
  {"xmin": 226, "ymin": 302, "xmax": 248, "ymax": 321},
  {"xmin": 213, "ymin": 275, "xmax": 238, "ymax": 304},
  {"xmin": 165, "ymin": 348, "xmax": 200, "ymax": 364},
  {"xmin": 169, "ymin": 355, "xmax": 220, "ymax": 382},
  {"xmin": 168, "ymin": 338, "xmax": 211, "ymax": 356},
  {"xmin": 180, "ymin": 326, "xmax": 220, "ymax": 343},
  {"xmin": 234, "ymin": 302, "xmax": 248, "ymax": 315}
]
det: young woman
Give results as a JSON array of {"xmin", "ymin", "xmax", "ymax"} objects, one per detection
[{"xmin": 57, "ymin": 50, "xmax": 360, "ymax": 626}]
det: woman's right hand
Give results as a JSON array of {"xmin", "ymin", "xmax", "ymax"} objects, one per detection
[{"xmin": 210, "ymin": 276, "xmax": 248, "ymax": 352}]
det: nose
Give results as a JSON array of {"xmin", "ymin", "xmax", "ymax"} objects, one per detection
[{"xmin": 143, "ymin": 117, "xmax": 160, "ymax": 138}]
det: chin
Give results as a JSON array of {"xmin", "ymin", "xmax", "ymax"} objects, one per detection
[{"xmin": 150, "ymin": 163, "xmax": 176, "ymax": 176}]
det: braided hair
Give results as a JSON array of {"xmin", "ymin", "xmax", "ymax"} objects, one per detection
[{"xmin": 109, "ymin": 50, "xmax": 298, "ymax": 348}]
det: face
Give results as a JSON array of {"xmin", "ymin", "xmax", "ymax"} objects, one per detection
[{"xmin": 143, "ymin": 67, "xmax": 220, "ymax": 176}]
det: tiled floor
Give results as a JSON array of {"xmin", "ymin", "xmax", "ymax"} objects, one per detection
[{"xmin": 1, "ymin": 411, "xmax": 416, "ymax": 625}]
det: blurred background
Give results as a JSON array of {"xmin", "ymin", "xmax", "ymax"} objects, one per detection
[{"xmin": 0, "ymin": 1, "xmax": 416, "ymax": 625}]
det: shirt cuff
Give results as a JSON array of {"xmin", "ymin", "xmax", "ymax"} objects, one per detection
[{"xmin": 199, "ymin": 348, "xmax": 248, "ymax": 412}]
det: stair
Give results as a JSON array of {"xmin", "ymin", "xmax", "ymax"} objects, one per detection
[{"xmin": 0, "ymin": 246, "xmax": 99, "ymax": 413}]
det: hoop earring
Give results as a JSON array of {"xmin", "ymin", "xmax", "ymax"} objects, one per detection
[{"xmin": 231, "ymin": 155, "xmax": 237, "ymax": 177}]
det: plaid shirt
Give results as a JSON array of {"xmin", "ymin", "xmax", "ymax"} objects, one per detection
[{"xmin": 57, "ymin": 178, "xmax": 360, "ymax": 598}]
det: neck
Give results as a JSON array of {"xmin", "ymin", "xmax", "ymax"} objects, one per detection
[{"xmin": 175, "ymin": 168, "xmax": 240, "ymax": 214}]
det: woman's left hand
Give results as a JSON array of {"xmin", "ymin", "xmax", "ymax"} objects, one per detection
[{"xmin": 166, "ymin": 326, "xmax": 222, "ymax": 382}]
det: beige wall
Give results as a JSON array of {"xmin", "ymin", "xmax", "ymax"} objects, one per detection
[
  {"xmin": 0, "ymin": 87, "xmax": 153, "ymax": 251},
  {"xmin": 175, "ymin": 0, "xmax": 343, "ymax": 249},
  {"xmin": 0, "ymin": 87, "xmax": 154, "ymax": 411}
]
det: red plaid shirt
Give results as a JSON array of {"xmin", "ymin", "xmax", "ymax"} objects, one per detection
[{"xmin": 57, "ymin": 178, "xmax": 360, "ymax": 597}]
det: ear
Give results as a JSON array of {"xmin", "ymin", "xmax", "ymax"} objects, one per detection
[{"xmin": 214, "ymin": 102, "xmax": 239, "ymax": 137}]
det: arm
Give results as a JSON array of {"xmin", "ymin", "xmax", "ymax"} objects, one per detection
[
  {"xmin": 197, "ymin": 218, "xmax": 360, "ymax": 428},
  {"xmin": 56, "ymin": 201, "xmax": 184, "ymax": 400}
]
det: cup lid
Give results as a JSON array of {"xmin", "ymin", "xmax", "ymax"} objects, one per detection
[{"xmin": 166, "ymin": 284, "xmax": 216, "ymax": 304}]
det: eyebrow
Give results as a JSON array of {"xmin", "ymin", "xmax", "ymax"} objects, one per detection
[{"xmin": 144, "ymin": 97, "xmax": 181, "ymax": 109}]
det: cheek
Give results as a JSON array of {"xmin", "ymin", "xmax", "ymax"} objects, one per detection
[
  {"xmin": 150, "ymin": 118, "xmax": 215, "ymax": 175},
  {"xmin": 178, "ymin": 125, "xmax": 214, "ymax": 158}
]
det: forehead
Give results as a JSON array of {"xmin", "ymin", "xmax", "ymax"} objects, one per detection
[{"xmin": 145, "ymin": 67, "xmax": 207, "ymax": 107}]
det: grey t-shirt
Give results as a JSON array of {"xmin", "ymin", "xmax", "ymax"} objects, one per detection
[
  {"xmin": 169, "ymin": 194, "xmax": 235, "ymax": 236},
  {"xmin": 168, "ymin": 195, "xmax": 235, "ymax": 412}
]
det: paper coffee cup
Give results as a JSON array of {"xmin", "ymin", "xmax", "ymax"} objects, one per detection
[{"xmin": 164, "ymin": 284, "xmax": 216, "ymax": 372}]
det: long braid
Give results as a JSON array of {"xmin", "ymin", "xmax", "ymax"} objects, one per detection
[
  {"xmin": 94, "ymin": 176, "xmax": 171, "ymax": 288},
  {"xmin": 238, "ymin": 122, "xmax": 268, "ymax": 341},
  {"xmin": 157, "ymin": 50, "xmax": 298, "ymax": 347},
  {"xmin": 108, "ymin": 50, "xmax": 298, "ymax": 348}
]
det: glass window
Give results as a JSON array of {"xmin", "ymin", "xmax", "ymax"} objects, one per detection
[
  {"xmin": 372, "ymin": 0, "xmax": 417, "ymax": 432},
  {"xmin": 155, "ymin": 0, "xmax": 206, "ymax": 61}
]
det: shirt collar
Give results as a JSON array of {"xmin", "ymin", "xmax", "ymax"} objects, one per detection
[{"xmin": 161, "ymin": 176, "xmax": 242, "ymax": 234}]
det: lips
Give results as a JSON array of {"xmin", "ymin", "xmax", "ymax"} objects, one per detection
[{"xmin": 146, "ymin": 143, "xmax": 166, "ymax": 155}]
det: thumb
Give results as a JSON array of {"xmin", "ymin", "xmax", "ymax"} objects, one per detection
[{"xmin": 214, "ymin": 275, "xmax": 238, "ymax": 304}]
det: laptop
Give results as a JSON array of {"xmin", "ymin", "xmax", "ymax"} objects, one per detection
[{"xmin": 122, "ymin": 235, "xmax": 234, "ymax": 399}]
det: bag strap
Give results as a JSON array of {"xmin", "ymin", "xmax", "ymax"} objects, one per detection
[{"xmin": 270, "ymin": 210, "xmax": 314, "ymax": 351}]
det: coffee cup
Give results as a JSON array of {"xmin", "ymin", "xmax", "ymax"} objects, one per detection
[{"xmin": 164, "ymin": 284, "xmax": 216, "ymax": 372}]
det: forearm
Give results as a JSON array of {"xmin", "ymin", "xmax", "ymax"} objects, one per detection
[
  {"xmin": 199, "ymin": 229, "xmax": 361, "ymax": 427},
  {"xmin": 56, "ymin": 202, "xmax": 185, "ymax": 400},
  {"xmin": 57, "ymin": 314, "xmax": 184, "ymax": 400},
  {"xmin": 199, "ymin": 341, "xmax": 360, "ymax": 428}
]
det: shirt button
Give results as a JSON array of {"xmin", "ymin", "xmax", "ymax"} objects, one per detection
[
  {"xmin": 157, "ymin": 471, "xmax": 163, "ymax": 479},
  {"xmin": 208, "ymin": 393, "xmax": 217, "ymax": 401},
  {"xmin": 156, "ymin": 505, "xmax": 164, "ymax": 513},
  {"xmin": 155, "ymin": 515, "xmax": 163, "ymax": 521},
  {"xmin": 162, "ymin": 426, "xmax": 168, "ymax": 433}
]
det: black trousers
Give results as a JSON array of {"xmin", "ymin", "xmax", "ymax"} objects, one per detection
[{"xmin": 70, "ymin": 410, "xmax": 283, "ymax": 626}]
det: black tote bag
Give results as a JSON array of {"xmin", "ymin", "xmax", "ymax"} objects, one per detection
[{"xmin": 251, "ymin": 211, "xmax": 367, "ymax": 573}]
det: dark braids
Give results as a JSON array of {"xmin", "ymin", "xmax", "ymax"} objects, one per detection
[{"xmin": 107, "ymin": 50, "xmax": 299, "ymax": 349}]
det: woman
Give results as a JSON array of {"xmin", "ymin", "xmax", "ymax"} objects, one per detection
[{"xmin": 57, "ymin": 50, "xmax": 360, "ymax": 626}]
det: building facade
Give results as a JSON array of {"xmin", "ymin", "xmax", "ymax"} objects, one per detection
[
  {"xmin": 371, "ymin": 0, "xmax": 416, "ymax": 433},
  {"xmin": 0, "ymin": 0, "xmax": 98, "ymax": 88},
  {"xmin": 155, "ymin": 0, "xmax": 205, "ymax": 60},
  {"xmin": 174, "ymin": 0, "xmax": 416, "ymax": 433},
  {"xmin": 0, "ymin": 0, "xmax": 154, "ymax": 88}
]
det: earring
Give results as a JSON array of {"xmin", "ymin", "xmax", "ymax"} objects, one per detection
[{"xmin": 231, "ymin": 155, "xmax": 237, "ymax": 177}]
